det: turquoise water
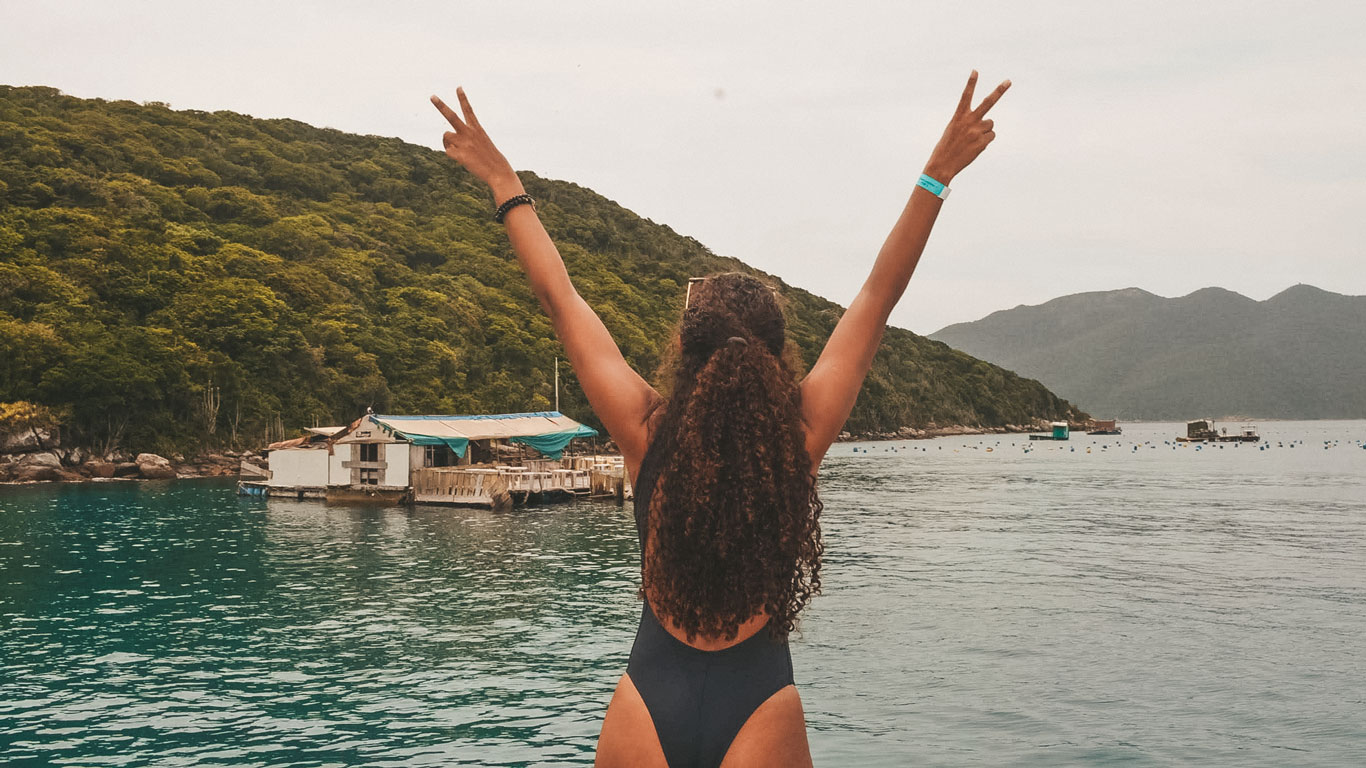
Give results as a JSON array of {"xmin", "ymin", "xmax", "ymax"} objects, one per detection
[{"xmin": 2, "ymin": 421, "xmax": 1364, "ymax": 766}]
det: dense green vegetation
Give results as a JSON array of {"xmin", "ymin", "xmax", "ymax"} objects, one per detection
[
  {"xmin": 0, "ymin": 85, "xmax": 1082, "ymax": 455},
  {"xmin": 931, "ymin": 285, "xmax": 1366, "ymax": 419}
]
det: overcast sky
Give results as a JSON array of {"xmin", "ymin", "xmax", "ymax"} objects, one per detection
[{"xmin": 3, "ymin": 1, "xmax": 1362, "ymax": 333}]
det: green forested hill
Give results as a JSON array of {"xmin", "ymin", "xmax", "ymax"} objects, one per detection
[{"xmin": 0, "ymin": 85, "xmax": 1082, "ymax": 454}]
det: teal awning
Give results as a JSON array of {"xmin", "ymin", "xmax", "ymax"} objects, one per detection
[
  {"xmin": 403, "ymin": 435, "xmax": 472, "ymax": 457},
  {"xmin": 367, "ymin": 411, "xmax": 598, "ymax": 459},
  {"xmin": 509, "ymin": 425, "xmax": 600, "ymax": 460}
]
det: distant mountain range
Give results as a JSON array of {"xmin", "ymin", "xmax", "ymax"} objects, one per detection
[{"xmin": 929, "ymin": 285, "xmax": 1366, "ymax": 420}]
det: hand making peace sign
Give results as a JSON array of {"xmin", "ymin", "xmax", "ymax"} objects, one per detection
[
  {"xmin": 924, "ymin": 71, "xmax": 1012, "ymax": 184},
  {"xmin": 431, "ymin": 88, "xmax": 519, "ymax": 194}
]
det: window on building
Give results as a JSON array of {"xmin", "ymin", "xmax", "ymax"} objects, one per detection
[
  {"xmin": 424, "ymin": 445, "xmax": 454, "ymax": 468},
  {"xmin": 359, "ymin": 443, "xmax": 379, "ymax": 462},
  {"xmin": 359, "ymin": 468, "xmax": 379, "ymax": 485}
]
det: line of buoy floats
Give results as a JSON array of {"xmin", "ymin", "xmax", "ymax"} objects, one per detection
[{"xmin": 846, "ymin": 437, "xmax": 1366, "ymax": 454}]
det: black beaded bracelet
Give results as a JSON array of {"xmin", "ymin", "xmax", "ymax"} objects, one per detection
[{"xmin": 494, "ymin": 193, "xmax": 536, "ymax": 223}]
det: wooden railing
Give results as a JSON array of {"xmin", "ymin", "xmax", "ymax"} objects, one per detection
[
  {"xmin": 410, "ymin": 461, "xmax": 597, "ymax": 509},
  {"xmin": 412, "ymin": 467, "xmax": 512, "ymax": 510}
]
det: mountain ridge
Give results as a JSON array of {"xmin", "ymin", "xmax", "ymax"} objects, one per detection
[{"xmin": 930, "ymin": 285, "xmax": 1366, "ymax": 420}]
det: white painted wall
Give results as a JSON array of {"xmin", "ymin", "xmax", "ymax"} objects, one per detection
[
  {"xmin": 384, "ymin": 442, "xmax": 409, "ymax": 487},
  {"xmin": 328, "ymin": 444, "xmax": 350, "ymax": 486},
  {"xmin": 267, "ymin": 448, "xmax": 330, "ymax": 487}
]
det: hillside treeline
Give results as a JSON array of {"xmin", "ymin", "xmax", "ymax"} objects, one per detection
[{"xmin": 0, "ymin": 85, "xmax": 1082, "ymax": 454}]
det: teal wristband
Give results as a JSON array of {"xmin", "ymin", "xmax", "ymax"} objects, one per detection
[{"xmin": 917, "ymin": 173, "xmax": 951, "ymax": 200}]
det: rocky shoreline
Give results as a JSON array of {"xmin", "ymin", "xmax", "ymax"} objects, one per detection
[
  {"xmin": 1, "ymin": 421, "xmax": 1058, "ymax": 486},
  {"xmin": 0, "ymin": 430, "xmax": 249, "ymax": 485}
]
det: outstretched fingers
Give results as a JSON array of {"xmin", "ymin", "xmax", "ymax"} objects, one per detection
[
  {"xmin": 456, "ymin": 87, "xmax": 481, "ymax": 129},
  {"xmin": 972, "ymin": 79, "xmax": 1012, "ymax": 118},
  {"xmin": 957, "ymin": 70, "xmax": 979, "ymax": 114},
  {"xmin": 431, "ymin": 94, "xmax": 467, "ymax": 132}
]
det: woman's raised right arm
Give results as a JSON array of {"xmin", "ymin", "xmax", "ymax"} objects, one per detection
[
  {"xmin": 799, "ymin": 71, "xmax": 1011, "ymax": 466},
  {"xmin": 432, "ymin": 89, "xmax": 661, "ymax": 469}
]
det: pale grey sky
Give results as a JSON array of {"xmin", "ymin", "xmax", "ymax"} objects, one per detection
[{"xmin": 2, "ymin": 1, "xmax": 1362, "ymax": 333}]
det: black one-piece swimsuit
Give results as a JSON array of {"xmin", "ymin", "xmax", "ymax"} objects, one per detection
[{"xmin": 625, "ymin": 440, "xmax": 795, "ymax": 768}]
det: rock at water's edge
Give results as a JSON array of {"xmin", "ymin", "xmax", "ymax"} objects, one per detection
[
  {"xmin": 12, "ymin": 465, "xmax": 61, "ymax": 482},
  {"xmin": 83, "ymin": 460, "xmax": 117, "ymax": 479},
  {"xmin": 136, "ymin": 453, "xmax": 177, "ymax": 479},
  {"xmin": 19, "ymin": 451, "xmax": 63, "ymax": 469}
]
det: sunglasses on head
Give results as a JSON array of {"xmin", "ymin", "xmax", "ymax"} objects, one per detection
[{"xmin": 684, "ymin": 276, "xmax": 781, "ymax": 309}]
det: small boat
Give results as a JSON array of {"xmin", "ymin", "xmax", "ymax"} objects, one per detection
[{"xmin": 1218, "ymin": 424, "xmax": 1261, "ymax": 443}]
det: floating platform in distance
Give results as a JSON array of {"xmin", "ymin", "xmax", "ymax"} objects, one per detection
[
  {"xmin": 1029, "ymin": 421, "xmax": 1071, "ymax": 441},
  {"xmin": 1087, "ymin": 419, "xmax": 1123, "ymax": 435},
  {"xmin": 1175, "ymin": 419, "xmax": 1260, "ymax": 443}
]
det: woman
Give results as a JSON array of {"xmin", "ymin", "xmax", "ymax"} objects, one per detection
[{"xmin": 432, "ymin": 70, "xmax": 1009, "ymax": 767}]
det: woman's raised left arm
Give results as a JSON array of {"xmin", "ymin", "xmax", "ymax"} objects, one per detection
[{"xmin": 432, "ymin": 89, "xmax": 661, "ymax": 468}]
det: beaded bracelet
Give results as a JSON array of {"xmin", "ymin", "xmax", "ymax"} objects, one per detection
[{"xmin": 494, "ymin": 193, "xmax": 536, "ymax": 223}]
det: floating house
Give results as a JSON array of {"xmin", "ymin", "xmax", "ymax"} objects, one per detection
[
  {"xmin": 1180, "ymin": 418, "xmax": 1219, "ymax": 442},
  {"xmin": 1029, "ymin": 421, "xmax": 1071, "ymax": 441},
  {"xmin": 240, "ymin": 411, "xmax": 624, "ymax": 509},
  {"xmin": 1087, "ymin": 419, "xmax": 1122, "ymax": 435},
  {"xmin": 1177, "ymin": 419, "xmax": 1260, "ymax": 443}
]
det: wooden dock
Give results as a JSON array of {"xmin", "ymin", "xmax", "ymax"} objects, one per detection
[
  {"xmin": 241, "ymin": 452, "xmax": 631, "ymax": 510},
  {"xmin": 410, "ymin": 455, "xmax": 631, "ymax": 511}
]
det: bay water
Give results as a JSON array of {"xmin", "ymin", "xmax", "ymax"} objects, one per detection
[{"xmin": 2, "ymin": 421, "xmax": 1363, "ymax": 766}]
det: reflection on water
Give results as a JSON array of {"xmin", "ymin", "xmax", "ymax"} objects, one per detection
[{"xmin": 2, "ymin": 421, "xmax": 1364, "ymax": 766}]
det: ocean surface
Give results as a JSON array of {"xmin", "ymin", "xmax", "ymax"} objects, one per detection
[{"xmin": 2, "ymin": 420, "xmax": 1364, "ymax": 767}]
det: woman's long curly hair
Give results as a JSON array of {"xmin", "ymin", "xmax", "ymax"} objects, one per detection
[{"xmin": 641, "ymin": 271, "xmax": 823, "ymax": 642}]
